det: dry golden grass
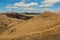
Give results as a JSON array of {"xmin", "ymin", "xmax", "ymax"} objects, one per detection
[{"xmin": 0, "ymin": 12, "xmax": 60, "ymax": 40}]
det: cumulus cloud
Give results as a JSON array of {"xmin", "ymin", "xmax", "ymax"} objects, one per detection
[
  {"xmin": 40, "ymin": 0, "xmax": 60, "ymax": 7},
  {"xmin": 5, "ymin": 1, "xmax": 39, "ymax": 13},
  {"xmin": 5, "ymin": 0, "xmax": 60, "ymax": 13},
  {"xmin": 14, "ymin": 2, "xmax": 38, "ymax": 8},
  {"xmin": 5, "ymin": 2, "xmax": 38, "ymax": 8},
  {"xmin": 39, "ymin": 0, "xmax": 60, "ymax": 12}
]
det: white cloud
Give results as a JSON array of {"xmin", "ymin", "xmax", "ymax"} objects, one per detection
[
  {"xmin": 15, "ymin": 2, "xmax": 39, "ymax": 12},
  {"xmin": 5, "ymin": 2, "xmax": 38, "ymax": 8},
  {"xmin": 28, "ymin": 2, "xmax": 38, "ymax": 6},
  {"xmin": 19, "ymin": 7, "xmax": 41, "ymax": 13},
  {"xmin": 5, "ymin": 6, "xmax": 18, "ymax": 8},
  {"xmin": 5, "ymin": 1, "xmax": 39, "ymax": 13},
  {"xmin": 39, "ymin": 0, "xmax": 60, "ymax": 13},
  {"xmin": 5, "ymin": 0, "xmax": 60, "ymax": 13},
  {"xmin": 40, "ymin": 0, "xmax": 60, "ymax": 7},
  {"xmin": 14, "ymin": 2, "xmax": 38, "ymax": 8}
]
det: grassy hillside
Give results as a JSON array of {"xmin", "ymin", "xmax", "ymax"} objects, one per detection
[{"xmin": 0, "ymin": 12, "xmax": 60, "ymax": 40}]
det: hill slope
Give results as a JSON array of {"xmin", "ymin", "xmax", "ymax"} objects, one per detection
[{"xmin": 0, "ymin": 12, "xmax": 60, "ymax": 40}]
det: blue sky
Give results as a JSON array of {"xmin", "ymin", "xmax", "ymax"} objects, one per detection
[{"xmin": 0, "ymin": 0, "xmax": 60, "ymax": 13}]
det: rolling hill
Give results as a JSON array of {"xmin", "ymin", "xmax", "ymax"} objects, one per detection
[{"xmin": 0, "ymin": 12, "xmax": 60, "ymax": 40}]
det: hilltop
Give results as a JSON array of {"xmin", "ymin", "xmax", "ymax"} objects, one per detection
[{"xmin": 0, "ymin": 12, "xmax": 60, "ymax": 40}]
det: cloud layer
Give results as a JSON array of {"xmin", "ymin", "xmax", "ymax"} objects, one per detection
[
  {"xmin": 5, "ymin": 0, "xmax": 60, "ymax": 13},
  {"xmin": 6, "ymin": 2, "xmax": 38, "ymax": 8},
  {"xmin": 40, "ymin": 0, "xmax": 60, "ymax": 7}
]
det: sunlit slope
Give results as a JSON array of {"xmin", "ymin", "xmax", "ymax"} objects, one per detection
[
  {"xmin": 11, "ymin": 12, "xmax": 60, "ymax": 35},
  {"xmin": 10, "ymin": 24, "xmax": 60, "ymax": 40},
  {"xmin": 0, "ymin": 12, "xmax": 60, "ymax": 40}
]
